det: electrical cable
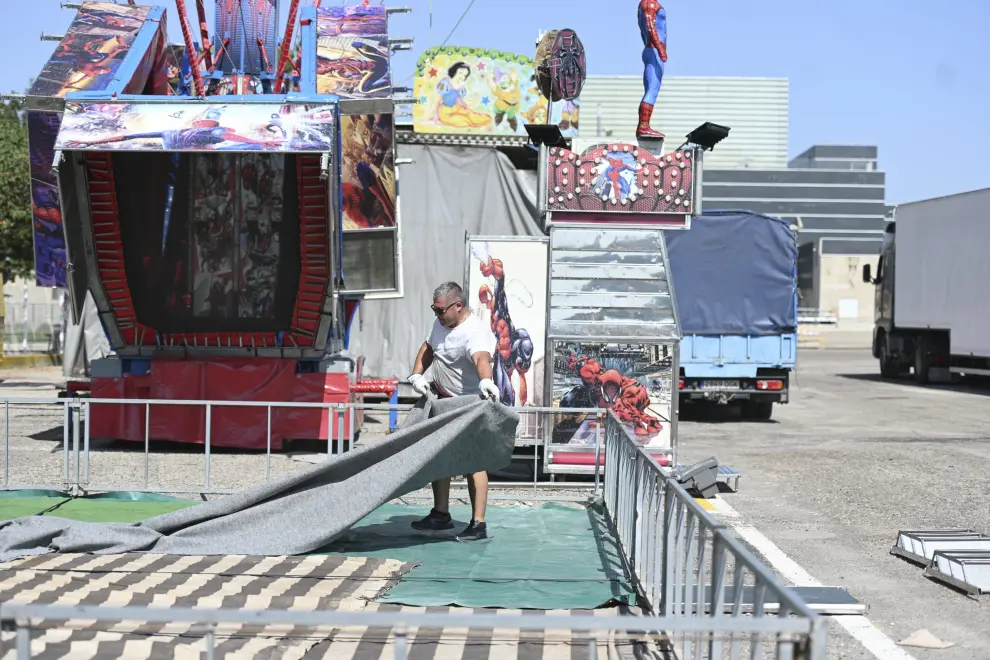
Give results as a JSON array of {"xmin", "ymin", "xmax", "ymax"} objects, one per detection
[{"xmin": 396, "ymin": 0, "xmax": 478, "ymax": 88}]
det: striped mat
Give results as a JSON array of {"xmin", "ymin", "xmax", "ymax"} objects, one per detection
[{"xmin": 0, "ymin": 553, "xmax": 665, "ymax": 659}]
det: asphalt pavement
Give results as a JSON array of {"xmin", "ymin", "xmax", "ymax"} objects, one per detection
[{"xmin": 680, "ymin": 349, "xmax": 990, "ymax": 660}]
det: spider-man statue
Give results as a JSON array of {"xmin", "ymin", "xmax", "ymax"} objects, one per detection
[
  {"xmin": 475, "ymin": 247, "xmax": 534, "ymax": 406},
  {"xmin": 560, "ymin": 354, "xmax": 663, "ymax": 437},
  {"xmin": 636, "ymin": 0, "xmax": 668, "ymax": 139}
]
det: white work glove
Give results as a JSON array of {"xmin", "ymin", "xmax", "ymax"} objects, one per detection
[
  {"xmin": 408, "ymin": 373, "xmax": 431, "ymax": 397},
  {"xmin": 479, "ymin": 378, "xmax": 499, "ymax": 400}
]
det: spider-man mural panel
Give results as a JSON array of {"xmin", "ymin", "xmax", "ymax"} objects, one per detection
[
  {"xmin": 466, "ymin": 239, "xmax": 549, "ymax": 408},
  {"xmin": 552, "ymin": 341, "xmax": 674, "ymax": 448},
  {"xmin": 315, "ymin": 5, "xmax": 391, "ymax": 100},
  {"xmin": 27, "ymin": 4, "xmax": 148, "ymax": 98}
]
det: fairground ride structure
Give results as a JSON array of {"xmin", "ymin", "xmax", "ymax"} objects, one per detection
[{"xmin": 24, "ymin": 0, "xmax": 413, "ymax": 449}]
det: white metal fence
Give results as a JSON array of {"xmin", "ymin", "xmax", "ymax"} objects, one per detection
[
  {"xmin": 0, "ymin": 396, "xmax": 827, "ymax": 659},
  {"xmin": 603, "ymin": 412, "xmax": 828, "ymax": 659},
  {"xmin": 0, "ymin": 397, "xmax": 605, "ymax": 495},
  {"xmin": 2, "ymin": 301, "xmax": 62, "ymax": 353}
]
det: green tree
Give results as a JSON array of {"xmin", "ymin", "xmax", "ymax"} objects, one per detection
[{"xmin": 0, "ymin": 98, "xmax": 33, "ymax": 282}]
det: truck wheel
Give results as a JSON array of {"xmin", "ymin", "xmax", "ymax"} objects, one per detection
[
  {"xmin": 879, "ymin": 336, "xmax": 899, "ymax": 379},
  {"xmin": 741, "ymin": 400, "xmax": 773, "ymax": 421},
  {"xmin": 913, "ymin": 338, "xmax": 931, "ymax": 384}
]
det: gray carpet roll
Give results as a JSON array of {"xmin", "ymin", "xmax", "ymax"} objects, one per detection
[{"xmin": 0, "ymin": 395, "xmax": 518, "ymax": 562}]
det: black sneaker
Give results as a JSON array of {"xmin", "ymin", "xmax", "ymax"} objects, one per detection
[
  {"xmin": 411, "ymin": 508, "xmax": 454, "ymax": 531},
  {"xmin": 455, "ymin": 520, "xmax": 488, "ymax": 542}
]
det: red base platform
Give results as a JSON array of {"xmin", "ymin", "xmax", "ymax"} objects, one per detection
[
  {"xmin": 89, "ymin": 358, "xmax": 365, "ymax": 450},
  {"xmin": 549, "ymin": 449, "xmax": 671, "ymax": 467}
]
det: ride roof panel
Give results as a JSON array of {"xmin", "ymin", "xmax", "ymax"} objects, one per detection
[
  {"xmin": 27, "ymin": 2, "xmax": 167, "ymax": 110},
  {"xmin": 54, "ymin": 97, "xmax": 339, "ymax": 154}
]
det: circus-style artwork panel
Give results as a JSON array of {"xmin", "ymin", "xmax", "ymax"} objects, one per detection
[
  {"xmin": 316, "ymin": 5, "xmax": 391, "ymax": 99},
  {"xmin": 28, "ymin": 111, "xmax": 67, "ymax": 288},
  {"xmin": 55, "ymin": 102, "xmax": 337, "ymax": 152},
  {"xmin": 27, "ymin": 2, "xmax": 151, "ymax": 98},
  {"xmin": 545, "ymin": 144, "xmax": 695, "ymax": 215},
  {"xmin": 412, "ymin": 46, "xmax": 579, "ymax": 137},
  {"xmin": 465, "ymin": 238, "xmax": 549, "ymax": 409},
  {"xmin": 551, "ymin": 341, "xmax": 674, "ymax": 450},
  {"xmin": 341, "ymin": 114, "xmax": 396, "ymax": 230}
]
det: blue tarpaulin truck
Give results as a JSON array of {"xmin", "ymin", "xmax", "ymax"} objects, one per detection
[{"xmin": 665, "ymin": 210, "xmax": 798, "ymax": 420}]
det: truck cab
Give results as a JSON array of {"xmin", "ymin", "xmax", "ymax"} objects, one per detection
[{"xmin": 864, "ymin": 223, "xmax": 900, "ymax": 377}]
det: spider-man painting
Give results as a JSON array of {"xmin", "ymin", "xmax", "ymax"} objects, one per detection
[
  {"xmin": 28, "ymin": 111, "xmax": 67, "ymax": 287},
  {"xmin": 473, "ymin": 245, "xmax": 535, "ymax": 406},
  {"xmin": 341, "ymin": 114, "xmax": 395, "ymax": 229},
  {"xmin": 316, "ymin": 39, "xmax": 391, "ymax": 98},
  {"xmin": 554, "ymin": 344, "xmax": 672, "ymax": 445},
  {"xmin": 593, "ymin": 152, "xmax": 641, "ymax": 204},
  {"xmin": 29, "ymin": 2, "xmax": 146, "ymax": 99},
  {"xmin": 317, "ymin": 5, "xmax": 387, "ymax": 38}
]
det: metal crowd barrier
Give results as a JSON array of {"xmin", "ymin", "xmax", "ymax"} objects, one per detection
[
  {"xmin": 0, "ymin": 396, "xmax": 605, "ymax": 495},
  {"xmin": 0, "ymin": 603, "xmax": 822, "ymax": 660},
  {"xmin": 602, "ymin": 412, "xmax": 828, "ymax": 659},
  {"xmin": 0, "ymin": 399, "xmax": 828, "ymax": 659}
]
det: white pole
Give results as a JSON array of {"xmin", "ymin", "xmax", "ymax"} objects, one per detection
[{"xmin": 21, "ymin": 281, "xmax": 28, "ymax": 352}]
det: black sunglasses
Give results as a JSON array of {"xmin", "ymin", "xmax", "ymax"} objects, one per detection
[{"xmin": 431, "ymin": 301, "xmax": 459, "ymax": 316}]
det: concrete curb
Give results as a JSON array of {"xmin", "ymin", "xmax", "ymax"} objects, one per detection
[{"xmin": 0, "ymin": 353, "xmax": 62, "ymax": 368}]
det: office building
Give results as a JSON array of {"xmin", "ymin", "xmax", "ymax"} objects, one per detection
[{"xmin": 578, "ymin": 76, "xmax": 790, "ymax": 169}]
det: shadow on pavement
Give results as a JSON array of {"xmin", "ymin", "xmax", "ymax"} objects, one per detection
[
  {"xmin": 837, "ymin": 372, "xmax": 990, "ymax": 397},
  {"xmin": 679, "ymin": 401, "xmax": 780, "ymax": 425}
]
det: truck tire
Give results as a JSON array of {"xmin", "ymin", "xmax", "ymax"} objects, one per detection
[
  {"xmin": 913, "ymin": 337, "xmax": 930, "ymax": 385},
  {"xmin": 741, "ymin": 400, "xmax": 773, "ymax": 421},
  {"xmin": 879, "ymin": 335, "xmax": 900, "ymax": 379}
]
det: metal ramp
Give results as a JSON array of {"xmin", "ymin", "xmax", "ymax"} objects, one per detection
[
  {"xmin": 675, "ymin": 463, "xmax": 742, "ymax": 491},
  {"xmin": 891, "ymin": 530, "xmax": 990, "ymax": 596},
  {"xmin": 925, "ymin": 551, "xmax": 990, "ymax": 596}
]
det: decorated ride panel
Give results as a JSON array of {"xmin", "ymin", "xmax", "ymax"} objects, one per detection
[
  {"xmin": 541, "ymin": 143, "xmax": 696, "ymax": 228},
  {"xmin": 549, "ymin": 340, "xmax": 676, "ymax": 453},
  {"xmin": 55, "ymin": 100, "xmax": 337, "ymax": 152},
  {"xmin": 315, "ymin": 5, "xmax": 392, "ymax": 102},
  {"xmin": 341, "ymin": 114, "xmax": 395, "ymax": 231},
  {"xmin": 463, "ymin": 236, "xmax": 549, "ymax": 410},
  {"xmin": 305, "ymin": 4, "xmax": 401, "ymax": 295},
  {"xmin": 26, "ymin": 2, "xmax": 161, "ymax": 102},
  {"xmin": 26, "ymin": 1, "xmax": 170, "ymax": 288},
  {"xmin": 54, "ymin": 95, "xmax": 341, "ymax": 357},
  {"xmin": 412, "ymin": 46, "xmax": 580, "ymax": 138},
  {"xmin": 542, "ymin": 226, "xmax": 682, "ymax": 471}
]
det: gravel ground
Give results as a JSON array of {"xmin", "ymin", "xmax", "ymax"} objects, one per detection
[
  {"xmin": 3, "ymin": 354, "xmax": 989, "ymax": 660},
  {"xmin": 679, "ymin": 350, "xmax": 990, "ymax": 660}
]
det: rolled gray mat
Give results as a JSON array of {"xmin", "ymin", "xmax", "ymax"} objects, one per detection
[{"xmin": 0, "ymin": 395, "xmax": 518, "ymax": 562}]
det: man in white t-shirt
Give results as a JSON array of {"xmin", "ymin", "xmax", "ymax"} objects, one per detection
[{"xmin": 407, "ymin": 281, "xmax": 500, "ymax": 541}]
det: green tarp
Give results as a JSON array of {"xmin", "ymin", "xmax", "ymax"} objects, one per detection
[
  {"xmin": 0, "ymin": 492, "xmax": 633, "ymax": 610},
  {"xmin": 319, "ymin": 502, "xmax": 635, "ymax": 610}
]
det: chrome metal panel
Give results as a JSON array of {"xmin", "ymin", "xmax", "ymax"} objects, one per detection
[
  {"xmin": 547, "ymin": 225, "xmax": 681, "ymax": 341},
  {"xmin": 551, "ymin": 250, "xmax": 665, "ymax": 265},
  {"xmin": 550, "ymin": 229, "xmax": 665, "ymax": 251},
  {"xmin": 550, "ymin": 322, "xmax": 680, "ymax": 340},
  {"xmin": 551, "ymin": 278, "xmax": 670, "ymax": 295},
  {"xmin": 550, "ymin": 293, "xmax": 673, "ymax": 310},
  {"xmin": 550, "ymin": 263, "xmax": 666, "ymax": 280}
]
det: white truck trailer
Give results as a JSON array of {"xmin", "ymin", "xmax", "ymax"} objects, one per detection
[{"xmin": 863, "ymin": 187, "xmax": 990, "ymax": 383}]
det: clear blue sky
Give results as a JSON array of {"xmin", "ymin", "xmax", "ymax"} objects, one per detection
[{"xmin": 3, "ymin": 0, "xmax": 988, "ymax": 204}]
